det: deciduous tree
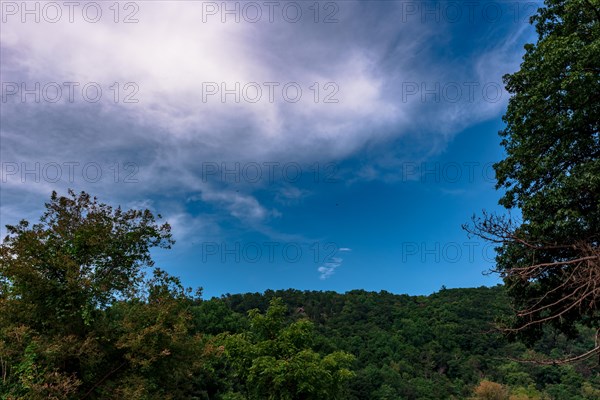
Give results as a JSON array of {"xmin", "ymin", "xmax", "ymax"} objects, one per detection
[{"xmin": 465, "ymin": 0, "xmax": 600, "ymax": 362}]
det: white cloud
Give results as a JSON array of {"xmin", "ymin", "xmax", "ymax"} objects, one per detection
[
  {"xmin": 0, "ymin": 1, "xmax": 535, "ymax": 234},
  {"xmin": 318, "ymin": 247, "xmax": 351, "ymax": 279},
  {"xmin": 318, "ymin": 257, "xmax": 344, "ymax": 280}
]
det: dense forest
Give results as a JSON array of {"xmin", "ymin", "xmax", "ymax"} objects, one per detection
[
  {"xmin": 0, "ymin": 193, "xmax": 597, "ymax": 398},
  {"xmin": 193, "ymin": 285, "xmax": 600, "ymax": 399},
  {"xmin": 2, "ymin": 0, "xmax": 599, "ymax": 398},
  {"xmin": 3, "ymin": 238, "xmax": 600, "ymax": 400}
]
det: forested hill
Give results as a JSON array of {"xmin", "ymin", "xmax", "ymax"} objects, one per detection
[{"xmin": 193, "ymin": 285, "xmax": 600, "ymax": 399}]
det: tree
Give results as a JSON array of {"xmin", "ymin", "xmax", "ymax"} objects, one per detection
[
  {"xmin": 201, "ymin": 286, "xmax": 598, "ymax": 398},
  {"xmin": 217, "ymin": 298, "xmax": 355, "ymax": 400},
  {"xmin": 471, "ymin": 380, "xmax": 509, "ymax": 400},
  {"xmin": 465, "ymin": 0, "xmax": 600, "ymax": 362},
  {"xmin": 0, "ymin": 190, "xmax": 218, "ymax": 398},
  {"xmin": 1, "ymin": 190, "xmax": 173, "ymax": 332},
  {"xmin": 98, "ymin": 270, "xmax": 219, "ymax": 399}
]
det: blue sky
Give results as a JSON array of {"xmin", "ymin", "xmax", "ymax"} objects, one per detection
[{"xmin": 1, "ymin": 0, "xmax": 539, "ymax": 298}]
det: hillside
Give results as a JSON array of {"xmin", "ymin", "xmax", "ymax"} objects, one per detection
[{"xmin": 192, "ymin": 285, "xmax": 599, "ymax": 399}]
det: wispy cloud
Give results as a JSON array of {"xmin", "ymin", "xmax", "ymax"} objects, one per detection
[
  {"xmin": 318, "ymin": 248, "xmax": 351, "ymax": 279},
  {"xmin": 1, "ymin": 1, "xmax": 535, "ymax": 238}
]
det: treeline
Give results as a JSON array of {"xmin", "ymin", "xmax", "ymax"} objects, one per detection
[
  {"xmin": 1, "ymin": 191, "xmax": 598, "ymax": 399},
  {"xmin": 4, "ymin": 273, "xmax": 600, "ymax": 399},
  {"xmin": 193, "ymin": 285, "xmax": 599, "ymax": 399}
]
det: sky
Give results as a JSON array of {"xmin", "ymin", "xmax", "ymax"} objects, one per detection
[{"xmin": 0, "ymin": 0, "xmax": 540, "ymax": 298}]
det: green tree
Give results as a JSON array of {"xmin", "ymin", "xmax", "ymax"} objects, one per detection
[
  {"xmin": 0, "ymin": 190, "xmax": 173, "ymax": 333},
  {"xmin": 205, "ymin": 286, "xmax": 598, "ymax": 399},
  {"xmin": 100, "ymin": 270, "xmax": 216, "ymax": 399},
  {"xmin": 465, "ymin": 0, "xmax": 600, "ymax": 360},
  {"xmin": 218, "ymin": 298, "xmax": 355, "ymax": 400},
  {"xmin": 0, "ymin": 190, "xmax": 219, "ymax": 398}
]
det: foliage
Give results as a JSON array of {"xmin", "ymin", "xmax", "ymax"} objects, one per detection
[
  {"xmin": 465, "ymin": 0, "xmax": 600, "ymax": 359},
  {"xmin": 1, "ymin": 189, "xmax": 599, "ymax": 399},
  {"xmin": 216, "ymin": 298, "xmax": 355, "ymax": 400},
  {"xmin": 0, "ymin": 191, "xmax": 215, "ymax": 399},
  {"xmin": 472, "ymin": 380, "xmax": 509, "ymax": 400},
  {"xmin": 207, "ymin": 286, "xmax": 599, "ymax": 399}
]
